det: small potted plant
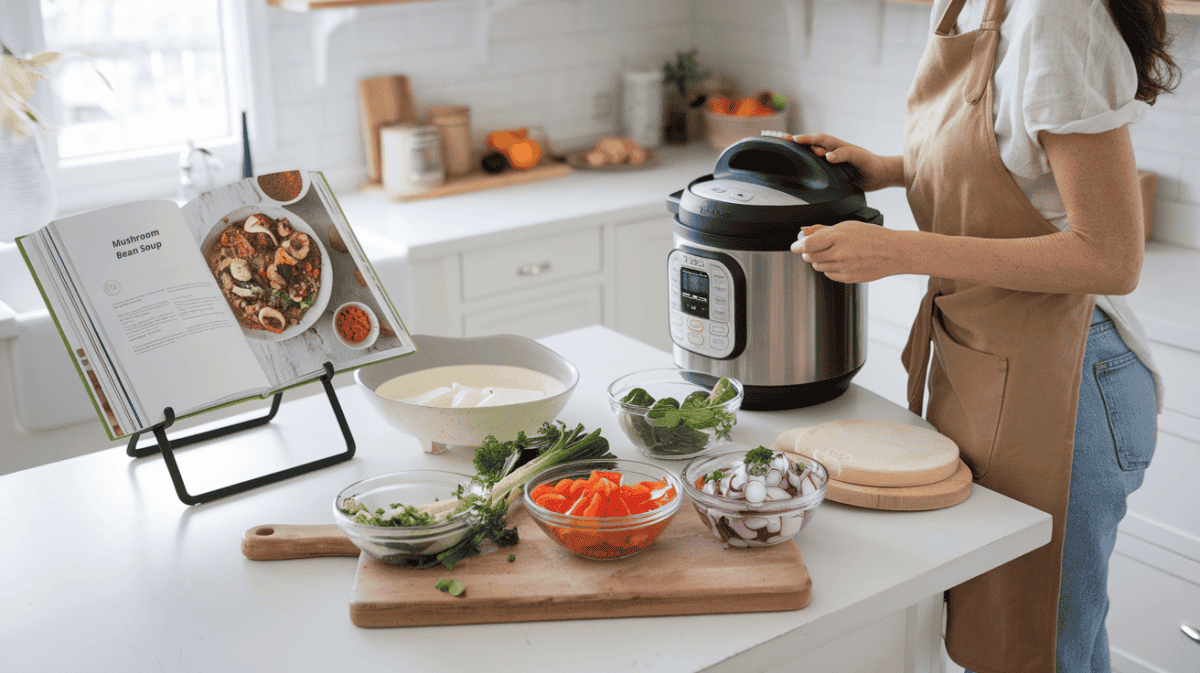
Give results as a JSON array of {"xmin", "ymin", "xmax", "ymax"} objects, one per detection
[{"xmin": 662, "ymin": 49, "xmax": 710, "ymax": 144}]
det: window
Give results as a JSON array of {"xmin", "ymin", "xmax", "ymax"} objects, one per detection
[{"xmin": 1, "ymin": 0, "xmax": 274, "ymax": 213}]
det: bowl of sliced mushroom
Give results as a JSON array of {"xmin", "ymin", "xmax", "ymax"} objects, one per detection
[
  {"xmin": 202, "ymin": 204, "xmax": 332, "ymax": 341},
  {"xmin": 681, "ymin": 447, "xmax": 827, "ymax": 548}
]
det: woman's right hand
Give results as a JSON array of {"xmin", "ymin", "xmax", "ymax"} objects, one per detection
[{"xmin": 789, "ymin": 133, "xmax": 903, "ymax": 192}]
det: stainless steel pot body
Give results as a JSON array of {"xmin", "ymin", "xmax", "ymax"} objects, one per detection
[{"xmin": 669, "ymin": 233, "xmax": 866, "ymax": 409}]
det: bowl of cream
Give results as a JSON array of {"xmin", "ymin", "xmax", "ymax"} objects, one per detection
[{"xmin": 354, "ymin": 334, "xmax": 579, "ymax": 453}]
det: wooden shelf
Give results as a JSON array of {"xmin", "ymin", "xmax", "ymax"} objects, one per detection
[
  {"xmin": 883, "ymin": 0, "xmax": 1200, "ymax": 12},
  {"xmin": 267, "ymin": 0, "xmax": 434, "ymax": 12}
]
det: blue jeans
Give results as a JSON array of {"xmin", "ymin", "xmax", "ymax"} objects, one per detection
[{"xmin": 968, "ymin": 307, "xmax": 1158, "ymax": 673}]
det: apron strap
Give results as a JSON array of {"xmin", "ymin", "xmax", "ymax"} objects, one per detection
[
  {"xmin": 964, "ymin": 0, "xmax": 1005, "ymax": 105},
  {"xmin": 934, "ymin": 0, "xmax": 969, "ymax": 36},
  {"xmin": 903, "ymin": 284, "xmax": 937, "ymax": 417}
]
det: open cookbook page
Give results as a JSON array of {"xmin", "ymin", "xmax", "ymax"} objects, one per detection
[
  {"xmin": 19, "ymin": 200, "xmax": 270, "ymax": 438},
  {"xmin": 179, "ymin": 171, "xmax": 415, "ymax": 390}
]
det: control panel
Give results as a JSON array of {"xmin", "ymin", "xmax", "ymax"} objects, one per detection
[{"xmin": 668, "ymin": 249, "xmax": 736, "ymax": 358}]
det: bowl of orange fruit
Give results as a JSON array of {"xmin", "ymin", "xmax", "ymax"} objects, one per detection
[
  {"xmin": 703, "ymin": 90, "xmax": 789, "ymax": 150},
  {"xmin": 523, "ymin": 459, "xmax": 682, "ymax": 561}
]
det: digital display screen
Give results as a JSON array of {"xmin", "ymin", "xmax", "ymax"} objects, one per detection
[{"xmin": 680, "ymin": 268, "xmax": 709, "ymax": 318}]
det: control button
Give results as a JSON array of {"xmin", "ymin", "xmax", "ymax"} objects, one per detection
[
  {"xmin": 729, "ymin": 191, "xmax": 753, "ymax": 202},
  {"xmin": 710, "ymin": 336, "xmax": 729, "ymax": 350},
  {"xmin": 670, "ymin": 311, "xmax": 683, "ymax": 325},
  {"xmin": 687, "ymin": 332, "xmax": 704, "ymax": 345},
  {"xmin": 712, "ymin": 309, "xmax": 728, "ymax": 323},
  {"xmin": 711, "ymin": 289, "xmax": 727, "ymax": 301},
  {"xmin": 709, "ymin": 323, "xmax": 728, "ymax": 337},
  {"xmin": 713, "ymin": 299, "xmax": 728, "ymax": 311},
  {"xmin": 687, "ymin": 318, "xmax": 704, "ymax": 332},
  {"xmin": 711, "ymin": 271, "xmax": 726, "ymax": 282}
]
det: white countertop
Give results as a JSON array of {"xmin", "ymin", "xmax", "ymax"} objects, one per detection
[{"xmin": 0, "ymin": 325, "xmax": 1051, "ymax": 672}]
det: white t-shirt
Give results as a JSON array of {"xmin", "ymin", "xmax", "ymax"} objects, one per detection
[{"xmin": 930, "ymin": 0, "xmax": 1164, "ymax": 408}]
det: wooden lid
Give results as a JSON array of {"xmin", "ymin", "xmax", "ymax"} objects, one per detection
[{"xmin": 777, "ymin": 419, "xmax": 960, "ymax": 488}]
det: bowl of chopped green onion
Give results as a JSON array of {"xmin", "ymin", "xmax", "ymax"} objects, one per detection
[
  {"xmin": 333, "ymin": 470, "xmax": 483, "ymax": 566},
  {"xmin": 606, "ymin": 369, "xmax": 743, "ymax": 460}
]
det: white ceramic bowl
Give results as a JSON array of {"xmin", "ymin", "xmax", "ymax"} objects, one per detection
[
  {"xmin": 332, "ymin": 301, "xmax": 379, "ymax": 350},
  {"xmin": 354, "ymin": 334, "xmax": 579, "ymax": 453}
]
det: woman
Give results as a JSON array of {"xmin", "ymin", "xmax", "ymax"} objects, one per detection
[{"xmin": 790, "ymin": 1, "xmax": 1178, "ymax": 672}]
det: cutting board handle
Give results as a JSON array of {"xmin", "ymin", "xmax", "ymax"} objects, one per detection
[{"xmin": 241, "ymin": 524, "xmax": 360, "ymax": 561}]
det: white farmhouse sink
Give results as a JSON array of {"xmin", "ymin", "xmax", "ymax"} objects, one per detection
[{"xmin": 0, "ymin": 243, "xmax": 97, "ymax": 433}]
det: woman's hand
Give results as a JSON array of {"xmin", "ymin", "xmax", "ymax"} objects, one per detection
[
  {"xmin": 791, "ymin": 221, "xmax": 908, "ymax": 284},
  {"xmin": 789, "ymin": 133, "xmax": 904, "ymax": 192}
]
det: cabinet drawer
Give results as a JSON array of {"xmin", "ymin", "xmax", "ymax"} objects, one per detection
[
  {"xmin": 1149, "ymin": 339, "xmax": 1200, "ymax": 419},
  {"xmin": 1127, "ymin": 431, "xmax": 1200, "ymax": 549},
  {"xmin": 460, "ymin": 229, "xmax": 601, "ymax": 301},
  {"xmin": 462, "ymin": 285, "xmax": 602, "ymax": 340},
  {"xmin": 1107, "ymin": 552, "xmax": 1200, "ymax": 673}
]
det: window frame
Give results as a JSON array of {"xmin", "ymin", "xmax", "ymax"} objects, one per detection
[{"xmin": 2, "ymin": 0, "xmax": 277, "ymax": 215}]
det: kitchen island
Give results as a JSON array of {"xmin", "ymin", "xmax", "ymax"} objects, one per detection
[{"xmin": 0, "ymin": 326, "xmax": 1050, "ymax": 673}]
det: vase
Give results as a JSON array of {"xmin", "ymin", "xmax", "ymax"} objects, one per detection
[{"xmin": 0, "ymin": 129, "xmax": 57, "ymax": 243}]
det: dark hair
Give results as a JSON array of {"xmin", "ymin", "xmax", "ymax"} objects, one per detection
[{"xmin": 1109, "ymin": 0, "xmax": 1183, "ymax": 104}]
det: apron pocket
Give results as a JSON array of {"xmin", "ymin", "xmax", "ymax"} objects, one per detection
[
  {"xmin": 1095, "ymin": 350, "xmax": 1158, "ymax": 472},
  {"xmin": 928, "ymin": 312, "xmax": 1008, "ymax": 480}
]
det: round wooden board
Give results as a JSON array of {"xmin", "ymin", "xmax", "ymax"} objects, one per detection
[
  {"xmin": 780, "ymin": 420, "xmax": 961, "ymax": 488},
  {"xmin": 823, "ymin": 459, "xmax": 974, "ymax": 511}
]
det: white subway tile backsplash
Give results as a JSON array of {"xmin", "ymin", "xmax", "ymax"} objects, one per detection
[
  {"xmin": 1177, "ymin": 157, "xmax": 1200, "ymax": 205},
  {"xmin": 574, "ymin": 0, "xmax": 621, "ymax": 33},
  {"xmin": 1152, "ymin": 199, "xmax": 1200, "ymax": 250},
  {"xmin": 270, "ymin": 27, "xmax": 312, "ymax": 67}
]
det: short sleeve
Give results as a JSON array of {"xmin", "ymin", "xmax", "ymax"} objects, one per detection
[{"xmin": 1016, "ymin": 0, "xmax": 1145, "ymax": 169}]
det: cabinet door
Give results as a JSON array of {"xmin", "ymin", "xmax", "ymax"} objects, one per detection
[
  {"xmin": 613, "ymin": 217, "xmax": 675, "ymax": 353},
  {"xmin": 462, "ymin": 285, "xmax": 602, "ymax": 340}
]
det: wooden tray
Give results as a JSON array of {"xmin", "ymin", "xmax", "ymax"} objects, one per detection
[
  {"xmin": 348, "ymin": 505, "xmax": 812, "ymax": 628},
  {"xmin": 824, "ymin": 459, "xmax": 973, "ymax": 511},
  {"xmin": 360, "ymin": 161, "xmax": 572, "ymax": 203}
]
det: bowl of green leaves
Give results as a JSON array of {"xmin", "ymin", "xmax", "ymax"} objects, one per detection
[{"xmin": 606, "ymin": 369, "xmax": 743, "ymax": 460}]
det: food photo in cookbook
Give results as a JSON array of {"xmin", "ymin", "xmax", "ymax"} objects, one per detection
[{"xmin": 183, "ymin": 172, "xmax": 405, "ymax": 384}]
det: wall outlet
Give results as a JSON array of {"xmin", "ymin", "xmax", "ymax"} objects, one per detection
[{"xmin": 592, "ymin": 92, "xmax": 613, "ymax": 120}]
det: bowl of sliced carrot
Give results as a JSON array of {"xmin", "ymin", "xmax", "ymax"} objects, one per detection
[{"xmin": 523, "ymin": 459, "xmax": 682, "ymax": 561}]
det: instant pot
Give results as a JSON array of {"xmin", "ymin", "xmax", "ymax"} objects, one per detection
[{"xmin": 666, "ymin": 135, "xmax": 883, "ymax": 411}]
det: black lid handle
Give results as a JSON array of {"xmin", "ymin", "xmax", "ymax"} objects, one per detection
[{"xmin": 713, "ymin": 136, "xmax": 846, "ymax": 194}]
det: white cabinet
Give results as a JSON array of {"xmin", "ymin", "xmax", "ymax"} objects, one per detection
[
  {"xmin": 394, "ymin": 208, "xmax": 676, "ymax": 352},
  {"xmin": 612, "ymin": 216, "xmax": 676, "ymax": 353}
]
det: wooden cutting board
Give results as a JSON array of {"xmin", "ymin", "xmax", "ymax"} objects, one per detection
[
  {"xmin": 775, "ymin": 420, "xmax": 960, "ymax": 488},
  {"xmin": 348, "ymin": 505, "xmax": 811, "ymax": 628},
  {"xmin": 823, "ymin": 459, "xmax": 973, "ymax": 511},
  {"xmin": 359, "ymin": 74, "xmax": 417, "ymax": 182}
]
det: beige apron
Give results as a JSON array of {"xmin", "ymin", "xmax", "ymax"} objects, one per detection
[{"xmin": 900, "ymin": 0, "xmax": 1096, "ymax": 671}]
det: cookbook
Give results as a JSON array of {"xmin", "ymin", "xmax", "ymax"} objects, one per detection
[{"xmin": 17, "ymin": 170, "xmax": 416, "ymax": 440}]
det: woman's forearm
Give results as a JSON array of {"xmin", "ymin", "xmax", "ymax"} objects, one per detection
[{"xmin": 900, "ymin": 228, "xmax": 1142, "ymax": 295}]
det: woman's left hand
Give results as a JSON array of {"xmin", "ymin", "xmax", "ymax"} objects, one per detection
[{"xmin": 790, "ymin": 221, "xmax": 905, "ymax": 284}]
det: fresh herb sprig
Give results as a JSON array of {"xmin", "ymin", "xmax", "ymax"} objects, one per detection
[{"xmin": 744, "ymin": 446, "xmax": 775, "ymax": 467}]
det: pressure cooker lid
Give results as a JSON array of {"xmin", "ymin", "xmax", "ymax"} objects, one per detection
[{"xmin": 668, "ymin": 136, "xmax": 882, "ymax": 245}]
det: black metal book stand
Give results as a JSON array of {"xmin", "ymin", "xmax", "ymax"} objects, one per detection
[{"xmin": 126, "ymin": 362, "xmax": 355, "ymax": 505}]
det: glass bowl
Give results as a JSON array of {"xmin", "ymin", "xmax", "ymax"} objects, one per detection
[
  {"xmin": 332, "ymin": 470, "xmax": 481, "ymax": 566},
  {"xmin": 522, "ymin": 459, "xmax": 682, "ymax": 561},
  {"xmin": 681, "ymin": 449, "xmax": 827, "ymax": 548},
  {"xmin": 606, "ymin": 368, "xmax": 743, "ymax": 460}
]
